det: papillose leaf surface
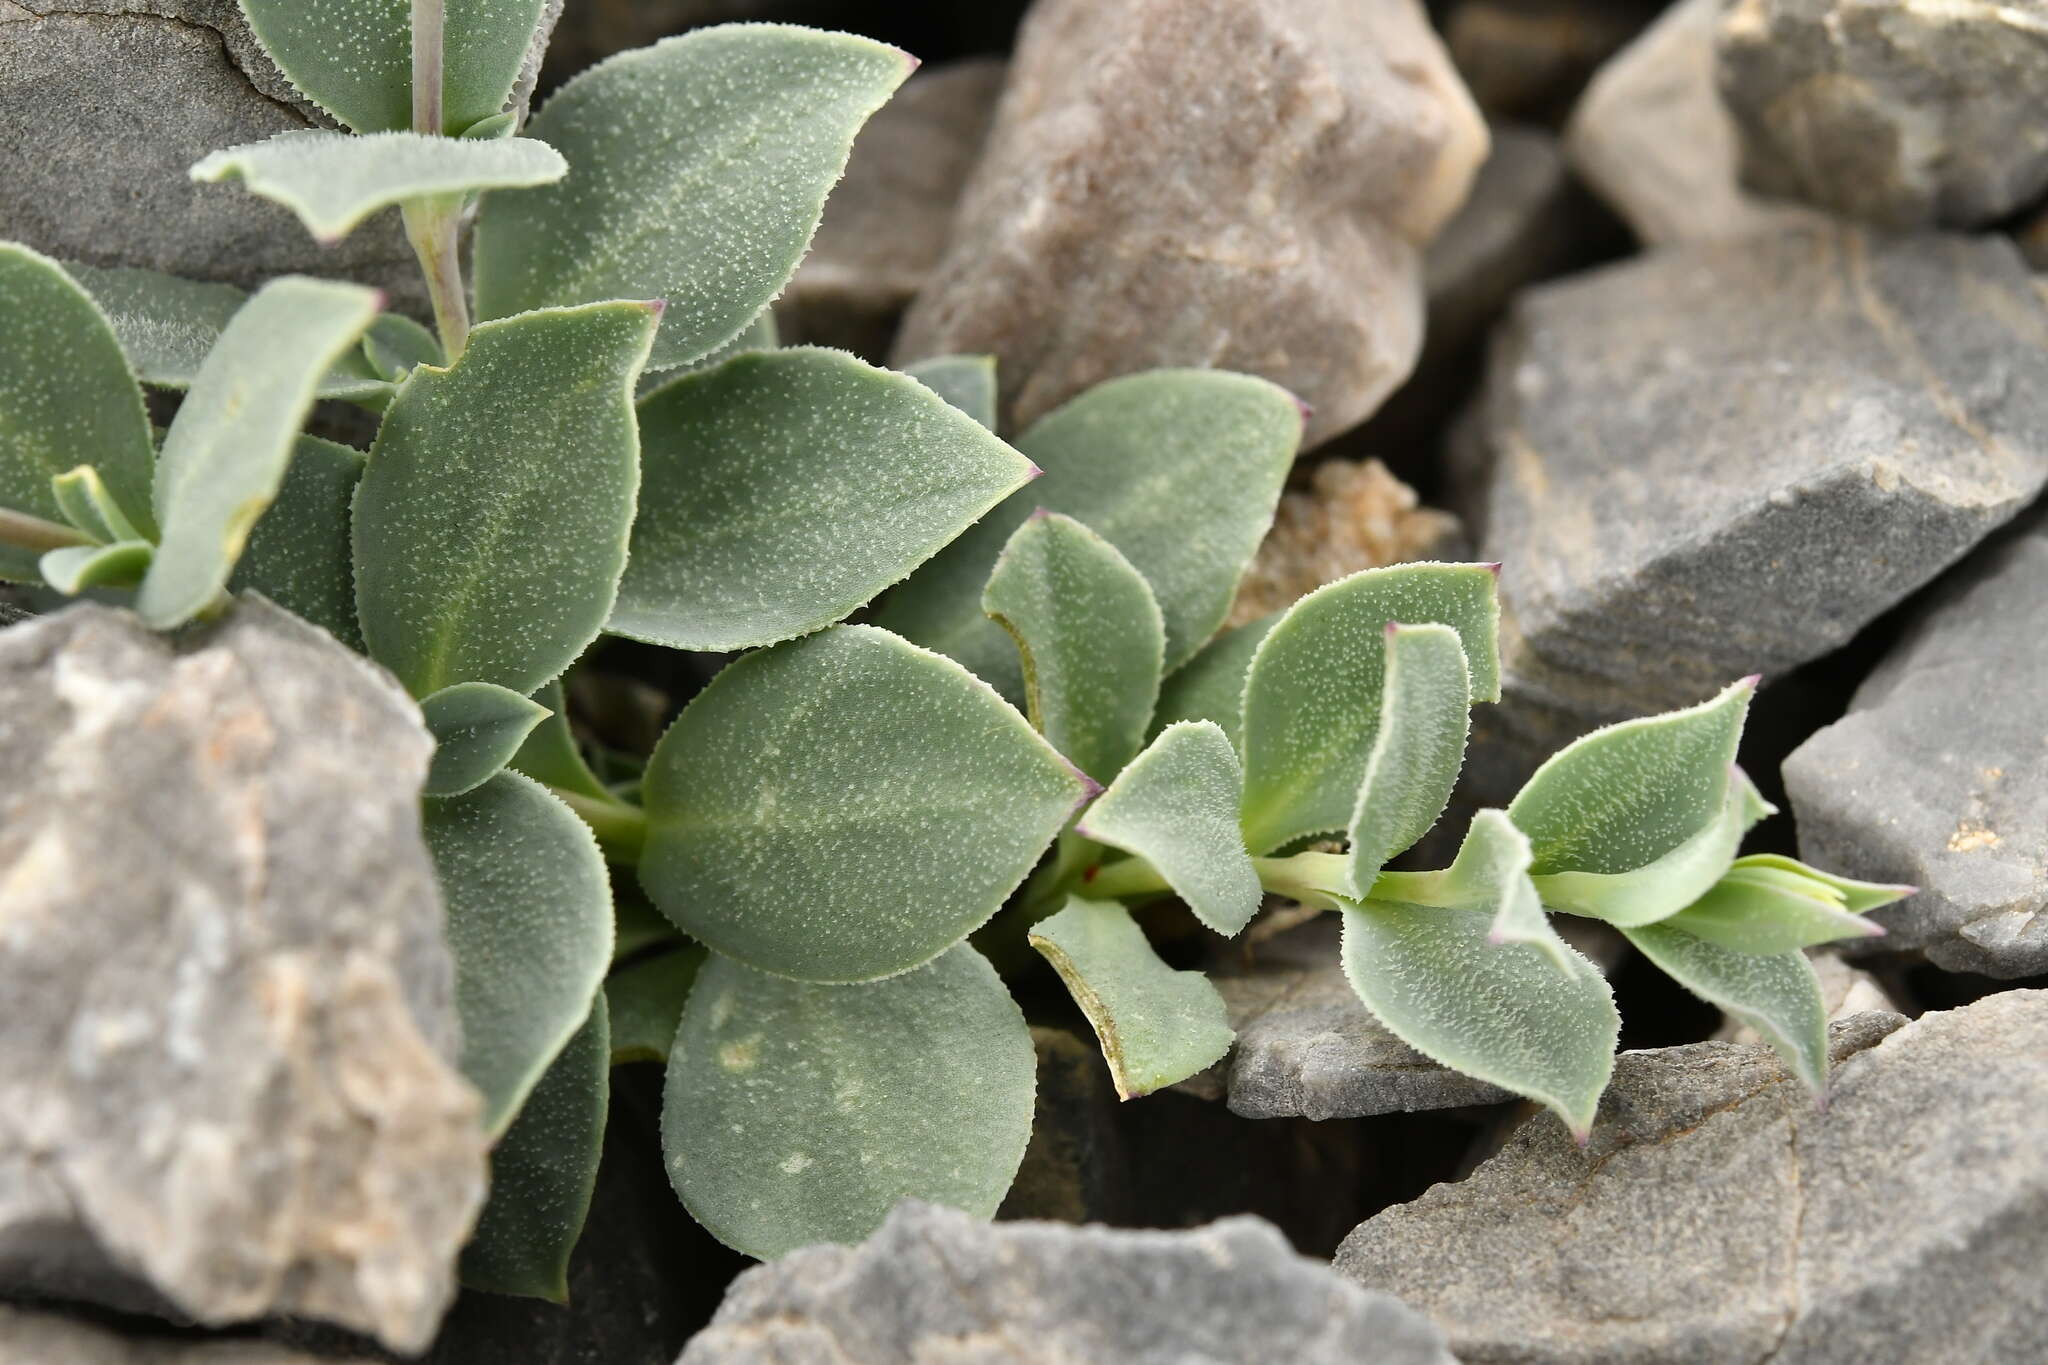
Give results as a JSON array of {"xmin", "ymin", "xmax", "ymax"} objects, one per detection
[
  {"xmin": 872, "ymin": 371, "xmax": 1301, "ymax": 696},
  {"xmin": 638, "ymin": 625, "xmax": 1092, "ymax": 983},
  {"xmin": 474, "ymin": 25, "xmax": 912, "ymax": 371},
  {"xmin": 354, "ymin": 301, "xmax": 657, "ymax": 697},
  {"xmin": 983, "ymin": 511, "xmax": 1165, "ymax": 785},
  {"xmin": 139, "ymin": 277, "xmax": 380, "ymax": 628},
  {"xmin": 1238, "ymin": 564, "xmax": 1501, "ymax": 855},
  {"xmin": 421, "ymin": 681, "xmax": 551, "ymax": 797},
  {"xmin": 0, "ymin": 244, "xmax": 156, "ymax": 574},
  {"xmin": 230, "ymin": 436, "xmax": 366, "ymax": 650},
  {"xmin": 1664, "ymin": 857, "xmax": 1894, "ymax": 955},
  {"xmin": 52, "ymin": 466, "xmax": 141, "ymax": 544},
  {"xmin": 1075, "ymin": 721, "xmax": 1262, "ymax": 937},
  {"xmin": 1029, "ymin": 896, "xmax": 1233, "ymax": 1099},
  {"xmin": 1509, "ymin": 678, "xmax": 1756, "ymax": 877},
  {"xmin": 509, "ymin": 678, "xmax": 614, "ymax": 803},
  {"xmin": 1345, "ymin": 623, "xmax": 1473, "ymax": 894},
  {"xmin": 615, "ymin": 348, "xmax": 1034, "ymax": 651},
  {"xmin": 424, "ymin": 770, "xmax": 614, "ymax": 1138},
  {"xmin": 664, "ymin": 944, "xmax": 1034, "ymax": 1259},
  {"xmin": 1391, "ymin": 809, "xmax": 1585, "ymax": 975},
  {"xmin": 193, "ymin": 131, "xmax": 566, "ymax": 243},
  {"xmin": 906, "ymin": 354, "xmax": 998, "ymax": 431},
  {"xmin": 607, "ymin": 946, "xmax": 704, "ymax": 1065},
  {"xmin": 39, "ymin": 541, "xmax": 153, "ymax": 595},
  {"xmin": 1622, "ymin": 920, "xmax": 1830, "ymax": 1094},
  {"xmin": 1340, "ymin": 896, "xmax": 1617, "ymax": 1139},
  {"xmin": 65, "ymin": 262, "xmax": 396, "ymax": 403},
  {"xmin": 459, "ymin": 994, "xmax": 608, "ymax": 1303},
  {"xmin": 1150, "ymin": 614, "xmax": 1277, "ymax": 751},
  {"xmin": 240, "ymin": 0, "xmax": 552, "ymax": 134}
]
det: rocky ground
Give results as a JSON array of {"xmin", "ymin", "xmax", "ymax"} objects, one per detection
[{"xmin": 2, "ymin": 0, "xmax": 2045, "ymax": 1360}]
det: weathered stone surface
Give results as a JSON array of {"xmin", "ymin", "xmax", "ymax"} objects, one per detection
[
  {"xmin": 1339, "ymin": 997, "xmax": 2048, "ymax": 1363},
  {"xmin": 1210, "ymin": 916, "xmax": 1621, "ymax": 1120},
  {"xmin": 1785, "ymin": 507, "xmax": 2048, "ymax": 978},
  {"xmin": 0, "ymin": 1307, "xmax": 376, "ymax": 1365},
  {"xmin": 1716, "ymin": 0, "xmax": 2048, "ymax": 230},
  {"xmin": 0, "ymin": 4, "xmax": 432, "ymax": 305},
  {"xmin": 893, "ymin": 0, "xmax": 1488, "ymax": 449},
  {"xmin": 779, "ymin": 59, "xmax": 1004, "ymax": 360},
  {"xmin": 1564, "ymin": 0, "xmax": 1828, "ymax": 244},
  {"xmin": 1228, "ymin": 459, "xmax": 1463, "ymax": 628},
  {"xmin": 1446, "ymin": 0, "xmax": 1651, "ymax": 122},
  {"xmin": 0, "ymin": 601, "xmax": 484, "ymax": 1353},
  {"xmin": 681, "ymin": 1201, "xmax": 1457, "ymax": 1364},
  {"xmin": 1461, "ymin": 226, "xmax": 2048, "ymax": 797}
]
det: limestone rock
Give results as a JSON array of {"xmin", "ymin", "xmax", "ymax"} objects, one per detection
[
  {"xmin": 1785, "ymin": 506, "xmax": 2048, "ymax": 978},
  {"xmin": 893, "ymin": 0, "xmax": 1488, "ymax": 449},
  {"xmin": 1716, "ymin": 0, "xmax": 2048, "ymax": 229},
  {"xmin": 0, "ymin": 1307, "xmax": 376, "ymax": 1365},
  {"xmin": 1340, "ymin": 997, "xmax": 2048, "ymax": 1363},
  {"xmin": 0, "ymin": 3, "xmax": 427, "ymax": 303},
  {"xmin": 1564, "ymin": 0, "xmax": 1828, "ymax": 244},
  {"xmin": 0, "ymin": 601, "xmax": 484, "ymax": 1353},
  {"xmin": 681, "ymin": 1201, "xmax": 1457, "ymax": 1365},
  {"xmin": 780, "ymin": 59, "xmax": 1005, "ymax": 359},
  {"xmin": 1228, "ymin": 459, "xmax": 1464, "ymax": 628},
  {"xmin": 1461, "ymin": 226, "xmax": 2048, "ymax": 797}
]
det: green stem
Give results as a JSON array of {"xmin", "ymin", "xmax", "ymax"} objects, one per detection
[
  {"xmin": 412, "ymin": 0, "xmax": 445, "ymax": 134},
  {"xmin": 1082, "ymin": 855, "xmax": 1173, "ymax": 902},
  {"xmin": 0, "ymin": 506, "xmax": 92, "ymax": 556},
  {"xmin": 1252, "ymin": 851, "xmax": 1352, "ymax": 910},
  {"xmin": 404, "ymin": 0, "xmax": 470, "ymax": 358},
  {"xmin": 552, "ymin": 787, "xmax": 647, "ymax": 865}
]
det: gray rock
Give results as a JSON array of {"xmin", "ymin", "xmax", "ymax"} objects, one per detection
[
  {"xmin": 1339, "ymin": 997, "xmax": 2048, "ymax": 1363},
  {"xmin": 1716, "ymin": 0, "xmax": 2048, "ymax": 230},
  {"xmin": 1460, "ymin": 226, "xmax": 2048, "ymax": 796},
  {"xmin": 1211, "ymin": 915, "xmax": 1622, "ymax": 1120},
  {"xmin": 1785, "ymin": 506, "xmax": 2048, "ymax": 978},
  {"xmin": 1564, "ymin": 0, "xmax": 1829, "ymax": 245},
  {"xmin": 680, "ymin": 1200, "xmax": 1457, "ymax": 1365},
  {"xmin": 0, "ymin": 601, "xmax": 484, "ymax": 1353},
  {"xmin": 893, "ymin": 0, "xmax": 1487, "ymax": 448},
  {"xmin": 0, "ymin": 2, "xmax": 487, "ymax": 306},
  {"xmin": 0, "ymin": 1307, "xmax": 376, "ymax": 1365},
  {"xmin": 779, "ymin": 59, "xmax": 1005, "ymax": 360}
]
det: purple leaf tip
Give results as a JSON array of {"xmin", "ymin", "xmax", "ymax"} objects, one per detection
[
  {"xmin": 1481, "ymin": 561, "xmax": 1503, "ymax": 577},
  {"xmin": 1292, "ymin": 394, "xmax": 1315, "ymax": 427},
  {"xmin": 1027, "ymin": 506, "xmax": 1053, "ymax": 522},
  {"xmin": 1740, "ymin": 673, "xmax": 1764, "ymax": 690},
  {"xmin": 645, "ymin": 298, "xmax": 669, "ymax": 319},
  {"xmin": 891, "ymin": 46, "xmax": 923, "ymax": 74},
  {"xmin": 1024, "ymin": 462, "xmax": 1046, "ymax": 482}
]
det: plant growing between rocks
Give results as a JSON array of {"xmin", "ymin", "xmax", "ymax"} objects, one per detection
[{"xmin": 0, "ymin": 0, "xmax": 1915, "ymax": 1299}]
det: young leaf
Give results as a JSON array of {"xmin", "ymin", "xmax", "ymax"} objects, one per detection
[
  {"xmin": 0, "ymin": 244, "xmax": 156, "ymax": 574},
  {"xmin": 353, "ymin": 301, "xmax": 658, "ymax": 698},
  {"xmin": 1663, "ymin": 858, "xmax": 1894, "ymax": 955},
  {"xmin": 239, "ymin": 0, "xmax": 552, "ymax": 134},
  {"xmin": 1340, "ymin": 896, "xmax": 1618, "ymax": 1139},
  {"xmin": 1383, "ymin": 809, "xmax": 1583, "ymax": 975},
  {"xmin": 613, "ymin": 348, "xmax": 1035, "ymax": 652},
  {"xmin": 1238, "ymin": 564, "xmax": 1501, "ymax": 855},
  {"xmin": 40, "ymin": 541, "xmax": 153, "ymax": 595},
  {"xmin": 425, "ymin": 771, "xmax": 614, "ymax": 1138},
  {"xmin": 664, "ymin": 944, "xmax": 1035, "ymax": 1259},
  {"xmin": 473, "ymin": 26, "xmax": 913, "ymax": 371},
  {"xmin": 607, "ymin": 946, "xmax": 705, "ymax": 1065},
  {"xmin": 421, "ymin": 681, "xmax": 551, "ymax": 798},
  {"xmin": 1029, "ymin": 896, "xmax": 1233, "ymax": 1099},
  {"xmin": 1724, "ymin": 853, "xmax": 1916, "ymax": 915},
  {"xmin": 873, "ymin": 371, "xmax": 1302, "ymax": 696},
  {"xmin": 53, "ymin": 466, "xmax": 142, "ymax": 544},
  {"xmin": 193, "ymin": 131, "xmax": 566, "ymax": 244},
  {"xmin": 1510, "ymin": 678, "xmax": 1757, "ymax": 876},
  {"xmin": 1622, "ymin": 920, "xmax": 1830, "ymax": 1095},
  {"xmin": 613, "ymin": 886, "xmax": 683, "ymax": 965},
  {"xmin": 1074, "ymin": 722, "xmax": 1261, "ymax": 936},
  {"xmin": 138, "ymin": 277, "xmax": 380, "ymax": 629},
  {"xmin": 1529, "ymin": 767, "xmax": 1774, "ymax": 929},
  {"xmin": 362, "ymin": 314, "xmax": 444, "ymax": 382},
  {"xmin": 64, "ymin": 263, "xmax": 394, "ymax": 403},
  {"xmin": 460, "ymin": 993, "xmax": 608, "ymax": 1303},
  {"xmin": 509, "ymin": 679, "xmax": 612, "ymax": 803},
  {"xmin": 638, "ymin": 625, "xmax": 1092, "ymax": 984},
  {"xmin": 1346, "ymin": 623, "xmax": 1472, "ymax": 894},
  {"xmin": 1150, "ymin": 613, "xmax": 1278, "ymax": 750},
  {"xmin": 907, "ymin": 355, "xmax": 998, "ymax": 431},
  {"xmin": 983, "ymin": 511, "xmax": 1165, "ymax": 784},
  {"xmin": 230, "ymin": 436, "xmax": 366, "ymax": 650}
]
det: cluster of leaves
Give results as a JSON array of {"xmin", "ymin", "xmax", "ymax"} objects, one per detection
[{"xmin": 0, "ymin": 0, "xmax": 1914, "ymax": 1291}]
